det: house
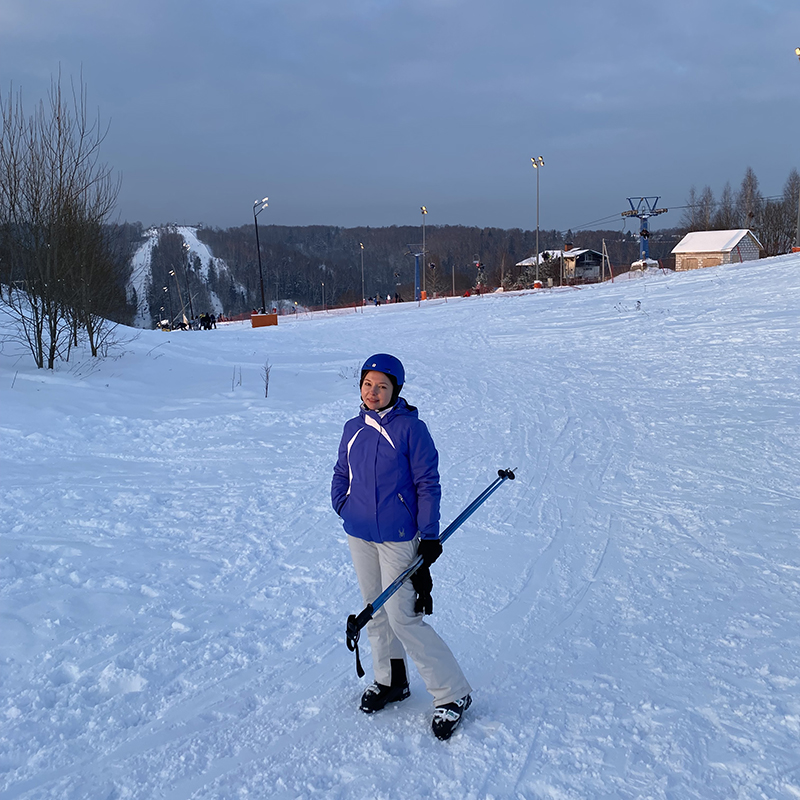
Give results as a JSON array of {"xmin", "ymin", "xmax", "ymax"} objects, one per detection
[
  {"xmin": 671, "ymin": 229, "xmax": 762, "ymax": 271},
  {"xmin": 562, "ymin": 247, "xmax": 604, "ymax": 282},
  {"xmin": 515, "ymin": 245, "xmax": 607, "ymax": 284},
  {"xmin": 515, "ymin": 250, "xmax": 563, "ymax": 269}
]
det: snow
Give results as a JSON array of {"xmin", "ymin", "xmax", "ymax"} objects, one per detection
[
  {"xmin": 175, "ymin": 227, "xmax": 216, "ymax": 283},
  {"xmin": 127, "ymin": 228, "xmax": 159, "ymax": 328},
  {"xmin": 2, "ymin": 254, "xmax": 800, "ymax": 799},
  {"xmin": 516, "ymin": 250, "xmax": 577, "ymax": 266},
  {"xmin": 629, "ymin": 259, "xmax": 661, "ymax": 271},
  {"xmin": 127, "ymin": 226, "xmax": 245, "ymax": 325},
  {"xmin": 672, "ymin": 229, "xmax": 759, "ymax": 253},
  {"xmin": 516, "ymin": 251, "xmax": 559, "ymax": 266}
]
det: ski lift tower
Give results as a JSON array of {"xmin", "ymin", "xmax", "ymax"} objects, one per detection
[
  {"xmin": 404, "ymin": 246, "xmax": 423, "ymax": 301},
  {"xmin": 621, "ymin": 197, "xmax": 668, "ymax": 261}
]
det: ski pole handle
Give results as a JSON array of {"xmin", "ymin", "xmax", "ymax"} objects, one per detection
[
  {"xmin": 439, "ymin": 468, "xmax": 515, "ymax": 545},
  {"xmin": 347, "ymin": 606, "xmax": 374, "ymax": 642}
]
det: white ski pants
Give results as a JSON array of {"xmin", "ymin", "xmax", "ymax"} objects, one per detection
[{"xmin": 348, "ymin": 535, "xmax": 472, "ymax": 706}]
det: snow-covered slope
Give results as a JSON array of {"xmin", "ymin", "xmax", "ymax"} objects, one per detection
[
  {"xmin": 126, "ymin": 225, "xmax": 244, "ymax": 327},
  {"xmin": 2, "ymin": 255, "xmax": 799, "ymax": 799},
  {"xmin": 127, "ymin": 227, "xmax": 159, "ymax": 328}
]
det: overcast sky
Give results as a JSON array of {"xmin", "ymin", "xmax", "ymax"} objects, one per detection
[{"xmin": 1, "ymin": 0, "xmax": 798, "ymax": 234}]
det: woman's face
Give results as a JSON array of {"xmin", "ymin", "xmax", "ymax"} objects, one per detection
[{"xmin": 361, "ymin": 370, "xmax": 393, "ymax": 410}]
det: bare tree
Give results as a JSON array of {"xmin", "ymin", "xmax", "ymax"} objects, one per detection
[
  {"xmin": 737, "ymin": 166, "xmax": 763, "ymax": 231},
  {"xmin": 261, "ymin": 360, "xmax": 272, "ymax": 398},
  {"xmin": 0, "ymin": 71, "xmax": 123, "ymax": 368},
  {"xmin": 697, "ymin": 186, "xmax": 715, "ymax": 230},
  {"xmin": 759, "ymin": 199, "xmax": 789, "ymax": 256},
  {"xmin": 713, "ymin": 182, "xmax": 739, "ymax": 230},
  {"xmin": 783, "ymin": 168, "xmax": 800, "ymax": 251},
  {"xmin": 680, "ymin": 186, "xmax": 700, "ymax": 232},
  {"xmin": 760, "ymin": 168, "xmax": 800, "ymax": 256}
]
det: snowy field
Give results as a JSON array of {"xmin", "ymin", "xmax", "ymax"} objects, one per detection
[{"xmin": 1, "ymin": 256, "xmax": 799, "ymax": 799}]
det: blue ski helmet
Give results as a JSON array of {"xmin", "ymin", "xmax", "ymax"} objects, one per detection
[
  {"xmin": 360, "ymin": 354, "xmax": 405, "ymax": 386},
  {"xmin": 360, "ymin": 354, "xmax": 405, "ymax": 407}
]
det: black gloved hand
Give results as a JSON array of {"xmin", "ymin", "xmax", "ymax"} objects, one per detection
[
  {"xmin": 410, "ymin": 565, "xmax": 433, "ymax": 615},
  {"xmin": 417, "ymin": 538, "xmax": 443, "ymax": 567}
]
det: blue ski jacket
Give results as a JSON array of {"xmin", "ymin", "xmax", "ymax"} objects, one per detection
[{"xmin": 332, "ymin": 398, "xmax": 441, "ymax": 543}]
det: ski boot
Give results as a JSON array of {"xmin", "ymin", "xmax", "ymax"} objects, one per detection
[
  {"xmin": 432, "ymin": 694, "xmax": 471, "ymax": 740},
  {"xmin": 360, "ymin": 659, "xmax": 410, "ymax": 714}
]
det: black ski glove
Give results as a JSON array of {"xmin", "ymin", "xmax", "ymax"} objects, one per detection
[
  {"xmin": 417, "ymin": 538, "xmax": 443, "ymax": 567},
  {"xmin": 411, "ymin": 565, "xmax": 433, "ymax": 615}
]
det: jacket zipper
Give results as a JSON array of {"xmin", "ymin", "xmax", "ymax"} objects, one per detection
[{"xmin": 397, "ymin": 493, "xmax": 413, "ymax": 517}]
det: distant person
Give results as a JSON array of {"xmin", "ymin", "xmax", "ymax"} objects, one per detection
[{"xmin": 331, "ymin": 354, "xmax": 472, "ymax": 740}]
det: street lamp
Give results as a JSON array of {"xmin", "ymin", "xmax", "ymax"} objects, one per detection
[
  {"xmin": 421, "ymin": 206, "xmax": 427, "ymax": 296},
  {"xmin": 531, "ymin": 156, "xmax": 545, "ymax": 284},
  {"xmin": 253, "ymin": 196, "xmax": 268, "ymax": 313},
  {"xmin": 796, "ymin": 50, "xmax": 800, "ymax": 249},
  {"xmin": 322, "ymin": 281, "xmax": 326, "ymax": 311},
  {"xmin": 163, "ymin": 286, "xmax": 173, "ymax": 329},
  {"xmin": 169, "ymin": 269, "xmax": 187, "ymax": 326},
  {"xmin": 360, "ymin": 242, "xmax": 365, "ymax": 306}
]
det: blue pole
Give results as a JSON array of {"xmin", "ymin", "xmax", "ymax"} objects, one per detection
[
  {"xmin": 640, "ymin": 217, "xmax": 650, "ymax": 260},
  {"xmin": 368, "ymin": 471, "xmax": 512, "ymax": 613},
  {"xmin": 346, "ymin": 469, "xmax": 516, "ymax": 671}
]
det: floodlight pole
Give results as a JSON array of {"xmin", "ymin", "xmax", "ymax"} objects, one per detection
[
  {"xmin": 794, "ymin": 46, "xmax": 800, "ymax": 250},
  {"xmin": 531, "ymin": 157, "xmax": 544, "ymax": 283},
  {"xmin": 795, "ymin": 187, "xmax": 800, "ymax": 251},
  {"xmin": 421, "ymin": 206, "xmax": 427, "ymax": 296},
  {"xmin": 253, "ymin": 197, "xmax": 268, "ymax": 313},
  {"xmin": 163, "ymin": 285, "xmax": 173, "ymax": 327},
  {"xmin": 169, "ymin": 269, "xmax": 187, "ymax": 326},
  {"xmin": 360, "ymin": 242, "xmax": 365, "ymax": 306}
]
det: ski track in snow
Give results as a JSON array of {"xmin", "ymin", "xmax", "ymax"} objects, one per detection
[{"xmin": 1, "ymin": 256, "xmax": 800, "ymax": 799}]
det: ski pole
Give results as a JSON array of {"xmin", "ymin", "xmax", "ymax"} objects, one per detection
[{"xmin": 346, "ymin": 468, "xmax": 515, "ymax": 676}]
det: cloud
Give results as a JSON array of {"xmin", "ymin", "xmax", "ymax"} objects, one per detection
[{"xmin": 1, "ymin": 0, "xmax": 798, "ymax": 229}]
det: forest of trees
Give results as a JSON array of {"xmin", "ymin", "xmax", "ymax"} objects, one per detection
[
  {"xmin": 191, "ymin": 164, "xmax": 798, "ymax": 315},
  {"xmin": 680, "ymin": 167, "xmax": 800, "ymax": 257},
  {"xmin": 194, "ymin": 222, "xmax": 680, "ymax": 315}
]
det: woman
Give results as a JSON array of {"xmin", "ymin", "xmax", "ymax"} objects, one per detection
[{"xmin": 332, "ymin": 353, "xmax": 472, "ymax": 740}]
